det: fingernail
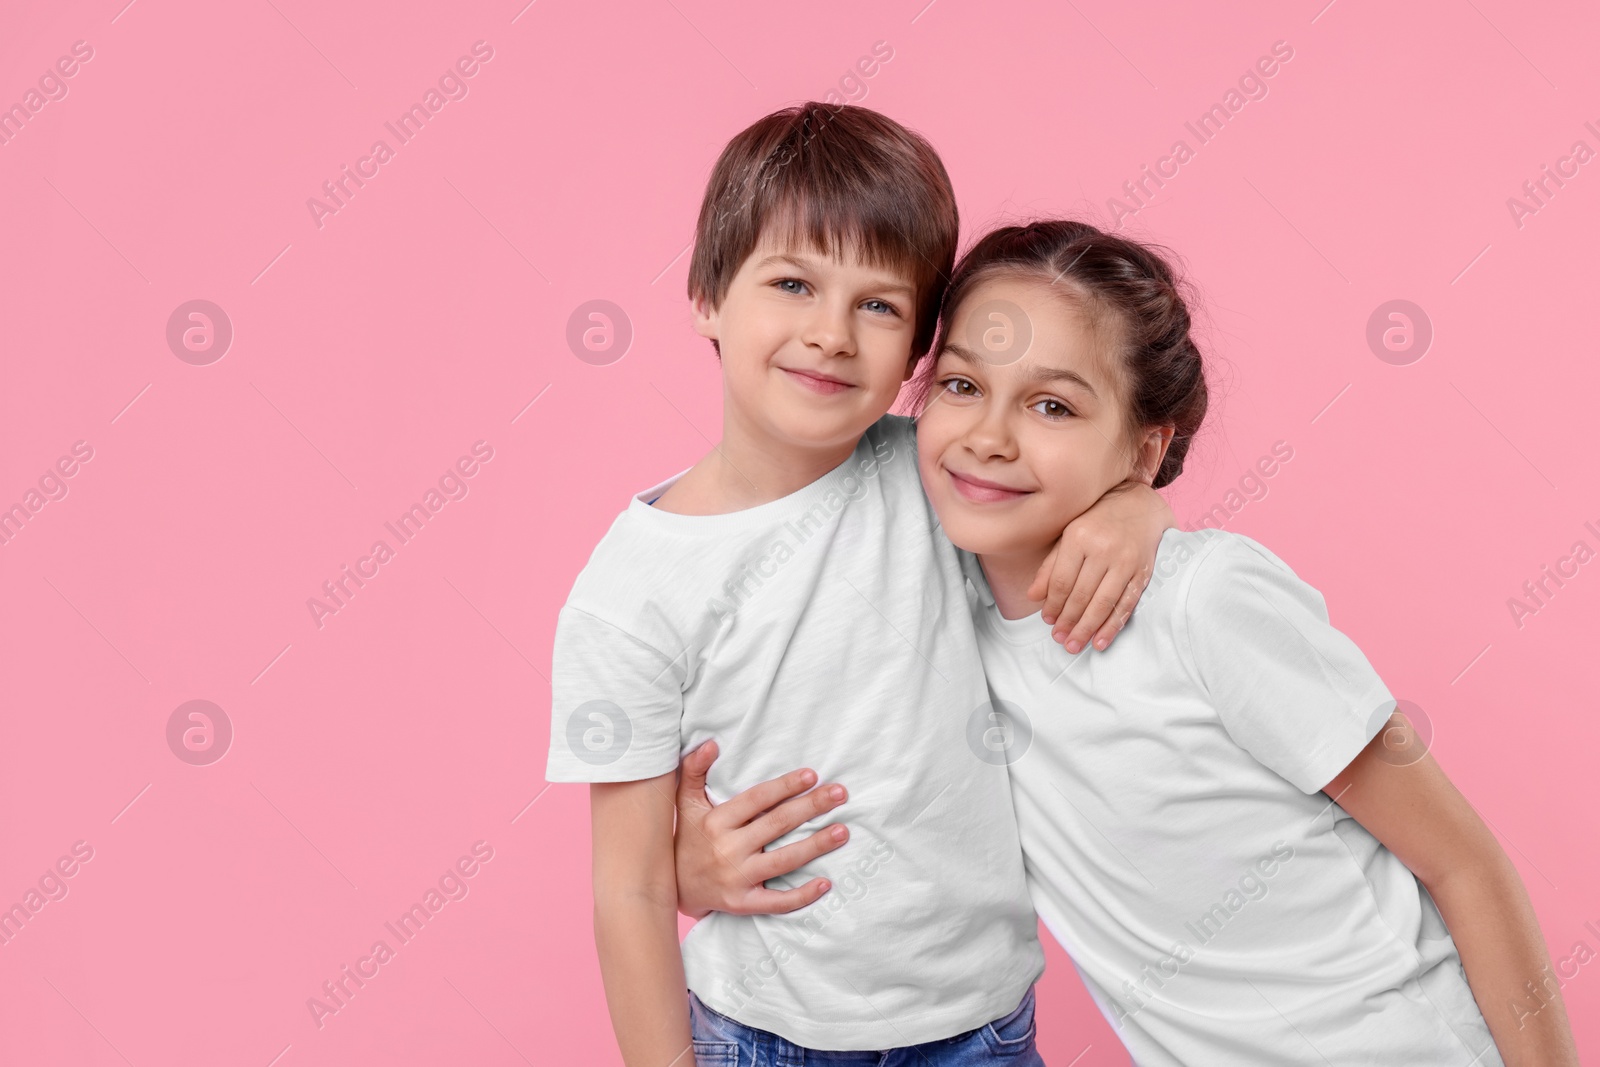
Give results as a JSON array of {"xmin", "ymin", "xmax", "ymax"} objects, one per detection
[
  {"xmin": 829, "ymin": 785, "xmax": 845, "ymax": 801},
  {"xmin": 1065, "ymin": 639, "xmax": 1082, "ymax": 653},
  {"xmin": 818, "ymin": 880, "xmax": 831, "ymax": 894},
  {"xmin": 1095, "ymin": 638, "xmax": 1108, "ymax": 650},
  {"xmin": 801, "ymin": 770, "xmax": 817, "ymax": 785},
  {"xmin": 831, "ymin": 825, "xmax": 847, "ymax": 841}
]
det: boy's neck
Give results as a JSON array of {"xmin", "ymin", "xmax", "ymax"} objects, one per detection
[
  {"xmin": 653, "ymin": 404, "xmax": 863, "ymax": 515},
  {"xmin": 978, "ymin": 549, "xmax": 1054, "ymax": 621},
  {"xmin": 717, "ymin": 405, "xmax": 860, "ymax": 504}
]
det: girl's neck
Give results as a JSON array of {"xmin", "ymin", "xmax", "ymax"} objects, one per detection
[{"xmin": 978, "ymin": 548, "xmax": 1054, "ymax": 621}]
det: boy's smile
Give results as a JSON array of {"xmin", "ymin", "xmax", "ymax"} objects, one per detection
[{"xmin": 778, "ymin": 365, "xmax": 854, "ymax": 395}]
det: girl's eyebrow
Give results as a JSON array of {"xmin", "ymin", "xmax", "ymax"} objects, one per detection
[{"xmin": 941, "ymin": 342, "xmax": 1100, "ymax": 399}]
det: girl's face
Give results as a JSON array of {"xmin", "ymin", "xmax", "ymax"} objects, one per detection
[{"xmin": 916, "ymin": 274, "xmax": 1160, "ymax": 561}]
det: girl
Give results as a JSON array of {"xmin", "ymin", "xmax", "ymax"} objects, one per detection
[{"xmin": 675, "ymin": 220, "xmax": 1579, "ymax": 1064}]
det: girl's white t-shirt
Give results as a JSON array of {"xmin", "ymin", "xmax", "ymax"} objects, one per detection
[{"xmin": 966, "ymin": 528, "xmax": 1503, "ymax": 1066}]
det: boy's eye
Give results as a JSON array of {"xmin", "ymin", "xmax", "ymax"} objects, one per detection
[
  {"xmin": 774, "ymin": 278, "xmax": 809, "ymax": 295},
  {"xmin": 1031, "ymin": 398, "xmax": 1074, "ymax": 419},
  {"xmin": 862, "ymin": 298, "xmax": 899, "ymax": 317}
]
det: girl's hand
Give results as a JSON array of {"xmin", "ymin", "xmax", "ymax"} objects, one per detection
[
  {"xmin": 1029, "ymin": 480, "xmax": 1175, "ymax": 652},
  {"xmin": 673, "ymin": 740, "xmax": 850, "ymax": 919}
]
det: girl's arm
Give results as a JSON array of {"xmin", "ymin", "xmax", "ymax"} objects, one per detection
[
  {"xmin": 1031, "ymin": 480, "xmax": 1175, "ymax": 652},
  {"xmin": 674, "ymin": 740, "xmax": 848, "ymax": 919},
  {"xmin": 1324, "ymin": 714, "xmax": 1579, "ymax": 1066},
  {"xmin": 591, "ymin": 771, "xmax": 696, "ymax": 1067}
]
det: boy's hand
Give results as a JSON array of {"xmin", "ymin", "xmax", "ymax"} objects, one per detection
[
  {"xmin": 1028, "ymin": 480, "xmax": 1176, "ymax": 653},
  {"xmin": 674, "ymin": 740, "xmax": 849, "ymax": 919}
]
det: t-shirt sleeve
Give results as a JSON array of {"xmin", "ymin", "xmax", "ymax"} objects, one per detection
[
  {"xmin": 1179, "ymin": 536, "xmax": 1394, "ymax": 793},
  {"xmin": 544, "ymin": 604, "xmax": 687, "ymax": 784}
]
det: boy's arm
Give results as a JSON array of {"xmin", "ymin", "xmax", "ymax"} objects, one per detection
[
  {"xmin": 1324, "ymin": 716, "xmax": 1579, "ymax": 1066},
  {"xmin": 1030, "ymin": 480, "xmax": 1175, "ymax": 652},
  {"xmin": 591, "ymin": 771, "xmax": 696, "ymax": 1067}
]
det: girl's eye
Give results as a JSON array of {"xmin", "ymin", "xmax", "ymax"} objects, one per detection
[
  {"xmin": 1032, "ymin": 398, "xmax": 1074, "ymax": 419},
  {"xmin": 939, "ymin": 377, "xmax": 979, "ymax": 397}
]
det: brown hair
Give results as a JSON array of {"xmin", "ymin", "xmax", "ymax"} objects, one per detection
[
  {"xmin": 915, "ymin": 219, "xmax": 1208, "ymax": 487},
  {"xmin": 687, "ymin": 103, "xmax": 958, "ymax": 360}
]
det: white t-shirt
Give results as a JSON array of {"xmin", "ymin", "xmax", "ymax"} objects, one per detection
[
  {"xmin": 546, "ymin": 414, "xmax": 1044, "ymax": 1050},
  {"xmin": 965, "ymin": 528, "xmax": 1503, "ymax": 1066}
]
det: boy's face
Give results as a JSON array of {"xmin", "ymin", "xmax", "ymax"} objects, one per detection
[{"xmin": 693, "ymin": 230, "xmax": 920, "ymax": 455}]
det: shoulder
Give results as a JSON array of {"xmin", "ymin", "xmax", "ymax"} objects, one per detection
[
  {"xmin": 1181, "ymin": 531, "xmax": 1314, "ymax": 604},
  {"xmin": 562, "ymin": 499, "xmax": 691, "ymax": 626},
  {"xmin": 572, "ymin": 500, "xmax": 656, "ymax": 575},
  {"xmin": 1141, "ymin": 527, "xmax": 1238, "ymax": 606},
  {"xmin": 1145, "ymin": 529, "xmax": 1310, "ymax": 634},
  {"xmin": 1173, "ymin": 530, "xmax": 1335, "ymax": 650}
]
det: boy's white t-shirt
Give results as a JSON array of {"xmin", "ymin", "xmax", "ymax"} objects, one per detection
[
  {"xmin": 965, "ymin": 529, "xmax": 1503, "ymax": 1066},
  {"xmin": 545, "ymin": 414, "xmax": 1044, "ymax": 1050}
]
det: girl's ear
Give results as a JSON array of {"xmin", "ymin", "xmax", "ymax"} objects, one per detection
[{"xmin": 1134, "ymin": 424, "xmax": 1176, "ymax": 484}]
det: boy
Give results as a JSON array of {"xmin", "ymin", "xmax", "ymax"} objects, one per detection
[{"xmin": 545, "ymin": 103, "xmax": 1169, "ymax": 1065}]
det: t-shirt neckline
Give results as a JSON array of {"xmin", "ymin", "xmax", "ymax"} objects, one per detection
[
  {"xmin": 625, "ymin": 430, "xmax": 875, "ymax": 535},
  {"xmin": 978, "ymin": 602, "xmax": 1061, "ymax": 647},
  {"xmin": 960, "ymin": 549, "xmax": 1069, "ymax": 649}
]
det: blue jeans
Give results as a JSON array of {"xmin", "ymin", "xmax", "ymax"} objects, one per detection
[{"xmin": 687, "ymin": 985, "xmax": 1044, "ymax": 1066}]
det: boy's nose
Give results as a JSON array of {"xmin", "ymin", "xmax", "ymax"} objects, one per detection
[{"xmin": 800, "ymin": 303, "xmax": 854, "ymax": 356}]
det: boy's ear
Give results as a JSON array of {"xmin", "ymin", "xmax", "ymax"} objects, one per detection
[
  {"xmin": 691, "ymin": 294, "xmax": 719, "ymax": 340},
  {"xmin": 902, "ymin": 351, "xmax": 920, "ymax": 382}
]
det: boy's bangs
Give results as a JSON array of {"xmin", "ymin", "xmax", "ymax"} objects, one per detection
[{"xmin": 759, "ymin": 194, "xmax": 930, "ymax": 290}]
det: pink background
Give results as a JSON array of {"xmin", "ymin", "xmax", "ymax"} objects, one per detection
[{"xmin": 2, "ymin": 0, "xmax": 1596, "ymax": 1062}]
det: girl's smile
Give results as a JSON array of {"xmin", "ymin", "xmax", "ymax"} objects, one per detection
[
  {"xmin": 943, "ymin": 466, "xmax": 1034, "ymax": 503},
  {"xmin": 916, "ymin": 273, "xmax": 1167, "ymax": 610}
]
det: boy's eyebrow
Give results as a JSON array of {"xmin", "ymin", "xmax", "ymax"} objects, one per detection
[
  {"xmin": 754, "ymin": 253, "xmax": 916, "ymax": 296},
  {"xmin": 940, "ymin": 343, "xmax": 1101, "ymax": 398}
]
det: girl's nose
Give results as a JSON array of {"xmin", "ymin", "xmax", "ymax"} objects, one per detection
[{"xmin": 963, "ymin": 402, "xmax": 1018, "ymax": 461}]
